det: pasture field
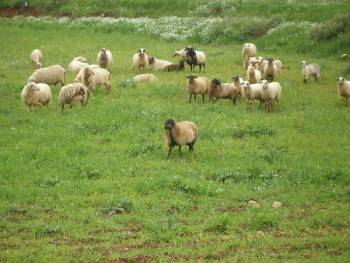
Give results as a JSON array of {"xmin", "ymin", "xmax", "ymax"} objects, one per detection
[{"xmin": 1, "ymin": 6, "xmax": 350, "ymax": 263}]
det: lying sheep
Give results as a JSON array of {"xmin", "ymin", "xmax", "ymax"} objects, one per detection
[
  {"xmin": 185, "ymin": 47, "xmax": 206, "ymax": 73},
  {"xmin": 163, "ymin": 60, "xmax": 185, "ymax": 72},
  {"xmin": 133, "ymin": 73, "xmax": 158, "ymax": 83},
  {"xmin": 186, "ymin": 75, "xmax": 210, "ymax": 103},
  {"xmin": 263, "ymin": 58, "xmax": 278, "ymax": 82},
  {"xmin": 59, "ymin": 83, "xmax": 89, "ymax": 112},
  {"xmin": 301, "ymin": 61, "xmax": 320, "ymax": 84},
  {"xmin": 68, "ymin": 57, "xmax": 89, "ymax": 74},
  {"xmin": 261, "ymin": 79, "xmax": 282, "ymax": 112},
  {"xmin": 247, "ymin": 62, "xmax": 261, "ymax": 84},
  {"xmin": 242, "ymin": 43, "xmax": 257, "ymax": 69},
  {"xmin": 21, "ymin": 82, "xmax": 52, "ymax": 111},
  {"xmin": 337, "ymin": 77, "xmax": 350, "ymax": 106},
  {"xmin": 75, "ymin": 66, "xmax": 112, "ymax": 93},
  {"xmin": 97, "ymin": 48, "xmax": 113, "ymax": 70},
  {"xmin": 132, "ymin": 48, "xmax": 149, "ymax": 71},
  {"xmin": 148, "ymin": 56, "xmax": 172, "ymax": 70},
  {"xmin": 242, "ymin": 82, "xmax": 264, "ymax": 109},
  {"xmin": 208, "ymin": 78, "xmax": 237, "ymax": 105},
  {"xmin": 164, "ymin": 119, "xmax": 198, "ymax": 157},
  {"xmin": 29, "ymin": 65, "xmax": 65, "ymax": 86},
  {"xmin": 30, "ymin": 49, "xmax": 42, "ymax": 69}
]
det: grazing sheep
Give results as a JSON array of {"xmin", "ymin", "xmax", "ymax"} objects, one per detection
[
  {"xmin": 133, "ymin": 73, "xmax": 158, "ymax": 83},
  {"xmin": 132, "ymin": 48, "xmax": 149, "ymax": 71},
  {"xmin": 337, "ymin": 77, "xmax": 350, "ymax": 106},
  {"xmin": 261, "ymin": 79, "xmax": 282, "ymax": 112},
  {"xmin": 247, "ymin": 62, "xmax": 262, "ymax": 84},
  {"xmin": 164, "ymin": 119, "xmax": 198, "ymax": 157},
  {"xmin": 97, "ymin": 48, "xmax": 113, "ymax": 70},
  {"xmin": 59, "ymin": 83, "xmax": 89, "ymax": 112},
  {"xmin": 263, "ymin": 58, "xmax": 278, "ymax": 82},
  {"xmin": 186, "ymin": 75, "xmax": 210, "ymax": 103},
  {"xmin": 185, "ymin": 47, "xmax": 206, "ymax": 73},
  {"xmin": 68, "ymin": 57, "xmax": 89, "ymax": 74},
  {"xmin": 274, "ymin": 59, "xmax": 284, "ymax": 74},
  {"xmin": 301, "ymin": 61, "xmax": 320, "ymax": 84},
  {"xmin": 148, "ymin": 56, "xmax": 172, "ymax": 70},
  {"xmin": 242, "ymin": 43, "xmax": 257, "ymax": 69},
  {"xmin": 75, "ymin": 66, "xmax": 112, "ymax": 93},
  {"xmin": 232, "ymin": 75, "xmax": 245, "ymax": 98},
  {"xmin": 173, "ymin": 48, "xmax": 187, "ymax": 61},
  {"xmin": 163, "ymin": 60, "xmax": 185, "ymax": 72},
  {"xmin": 208, "ymin": 78, "xmax": 237, "ymax": 105},
  {"xmin": 21, "ymin": 82, "xmax": 52, "ymax": 111},
  {"xmin": 28, "ymin": 65, "xmax": 65, "ymax": 86},
  {"xmin": 242, "ymin": 82, "xmax": 264, "ymax": 109},
  {"xmin": 30, "ymin": 49, "xmax": 42, "ymax": 69}
]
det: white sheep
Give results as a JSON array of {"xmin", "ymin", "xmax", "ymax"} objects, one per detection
[
  {"xmin": 247, "ymin": 62, "xmax": 261, "ymax": 84},
  {"xmin": 133, "ymin": 74, "xmax": 158, "ymax": 83},
  {"xmin": 274, "ymin": 59, "xmax": 284, "ymax": 74},
  {"xmin": 337, "ymin": 77, "xmax": 350, "ymax": 106},
  {"xmin": 132, "ymin": 48, "xmax": 149, "ymax": 71},
  {"xmin": 59, "ymin": 83, "xmax": 89, "ymax": 112},
  {"xmin": 261, "ymin": 79, "xmax": 282, "ymax": 112},
  {"xmin": 301, "ymin": 61, "xmax": 320, "ymax": 84},
  {"xmin": 28, "ymin": 65, "xmax": 65, "ymax": 86},
  {"xmin": 242, "ymin": 43, "xmax": 257, "ymax": 69},
  {"xmin": 30, "ymin": 49, "xmax": 43, "ymax": 69},
  {"xmin": 185, "ymin": 47, "xmax": 206, "ymax": 73},
  {"xmin": 232, "ymin": 75, "xmax": 245, "ymax": 98},
  {"xmin": 75, "ymin": 66, "xmax": 112, "ymax": 93},
  {"xmin": 73, "ymin": 56, "xmax": 88, "ymax": 63},
  {"xmin": 249, "ymin": 56, "xmax": 267, "ymax": 73},
  {"xmin": 68, "ymin": 57, "xmax": 89, "ymax": 74},
  {"xmin": 97, "ymin": 48, "xmax": 113, "ymax": 70},
  {"xmin": 263, "ymin": 58, "xmax": 278, "ymax": 82},
  {"xmin": 186, "ymin": 75, "xmax": 210, "ymax": 103},
  {"xmin": 21, "ymin": 82, "xmax": 52, "ymax": 111},
  {"xmin": 242, "ymin": 82, "xmax": 264, "ymax": 109},
  {"xmin": 173, "ymin": 48, "xmax": 186, "ymax": 61},
  {"xmin": 148, "ymin": 57, "xmax": 172, "ymax": 71}
]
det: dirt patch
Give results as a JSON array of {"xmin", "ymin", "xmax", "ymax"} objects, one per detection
[{"xmin": 0, "ymin": 7, "xmax": 46, "ymax": 18}]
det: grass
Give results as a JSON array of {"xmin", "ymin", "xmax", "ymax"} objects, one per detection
[{"xmin": 1, "ymin": 4, "xmax": 350, "ymax": 262}]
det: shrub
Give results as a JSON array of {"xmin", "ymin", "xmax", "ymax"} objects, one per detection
[{"xmin": 311, "ymin": 15, "xmax": 350, "ymax": 41}]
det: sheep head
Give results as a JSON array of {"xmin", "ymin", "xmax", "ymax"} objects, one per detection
[
  {"xmin": 100, "ymin": 48, "xmax": 107, "ymax": 54},
  {"xmin": 186, "ymin": 74, "xmax": 197, "ymax": 84},
  {"xmin": 148, "ymin": 56, "xmax": 155, "ymax": 65},
  {"xmin": 27, "ymin": 82, "xmax": 40, "ymax": 91},
  {"xmin": 267, "ymin": 58, "xmax": 274, "ymax": 64},
  {"xmin": 138, "ymin": 48, "xmax": 147, "ymax": 54},
  {"xmin": 261, "ymin": 79, "xmax": 269, "ymax": 89},
  {"xmin": 37, "ymin": 62, "xmax": 42, "ymax": 68},
  {"xmin": 211, "ymin": 78, "xmax": 221, "ymax": 89},
  {"xmin": 300, "ymin": 61, "xmax": 307, "ymax": 67},
  {"xmin": 164, "ymin": 119, "xmax": 176, "ymax": 130},
  {"xmin": 337, "ymin": 77, "xmax": 345, "ymax": 84}
]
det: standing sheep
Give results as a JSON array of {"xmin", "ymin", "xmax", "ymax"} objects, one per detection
[
  {"xmin": 274, "ymin": 59, "xmax": 284, "ymax": 74},
  {"xmin": 263, "ymin": 58, "xmax": 278, "ymax": 82},
  {"xmin": 208, "ymin": 78, "xmax": 238, "ymax": 105},
  {"xmin": 232, "ymin": 75, "xmax": 245, "ymax": 99},
  {"xmin": 185, "ymin": 47, "xmax": 206, "ymax": 73},
  {"xmin": 164, "ymin": 119, "xmax": 198, "ymax": 157},
  {"xmin": 186, "ymin": 75, "xmax": 210, "ymax": 103},
  {"xmin": 173, "ymin": 48, "xmax": 187, "ymax": 61},
  {"xmin": 247, "ymin": 62, "xmax": 262, "ymax": 84},
  {"xmin": 301, "ymin": 61, "xmax": 320, "ymax": 84},
  {"xmin": 21, "ymin": 82, "xmax": 52, "ymax": 111},
  {"xmin": 261, "ymin": 79, "xmax": 282, "ymax": 112},
  {"xmin": 28, "ymin": 65, "xmax": 65, "ymax": 86},
  {"xmin": 59, "ymin": 83, "xmax": 89, "ymax": 112},
  {"xmin": 337, "ymin": 77, "xmax": 350, "ymax": 106},
  {"xmin": 242, "ymin": 82, "xmax": 264, "ymax": 109},
  {"xmin": 97, "ymin": 48, "xmax": 113, "ymax": 70},
  {"xmin": 132, "ymin": 48, "xmax": 149, "ymax": 71},
  {"xmin": 68, "ymin": 57, "xmax": 89, "ymax": 74},
  {"xmin": 30, "ymin": 49, "xmax": 43, "ymax": 69},
  {"xmin": 75, "ymin": 66, "xmax": 112, "ymax": 93},
  {"xmin": 148, "ymin": 56, "xmax": 172, "ymax": 71},
  {"xmin": 242, "ymin": 43, "xmax": 257, "ymax": 69}
]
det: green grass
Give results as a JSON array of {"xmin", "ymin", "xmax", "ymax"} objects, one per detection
[{"xmin": 1, "ymin": 14, "xmax": 350, "ymax": 263}]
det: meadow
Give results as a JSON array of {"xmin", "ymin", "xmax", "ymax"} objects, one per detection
[{"xmin": 1, "ymin": 1, "xmax": 350, "ymax": 262}]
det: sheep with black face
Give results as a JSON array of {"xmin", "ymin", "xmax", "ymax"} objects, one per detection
[
  {"xmin": 164, "ymin": 119, "xmax": 198, "ymax": 157},
  {"xmin": 185, "ymin": 47, "xmax": 206, "ymax": 73}
]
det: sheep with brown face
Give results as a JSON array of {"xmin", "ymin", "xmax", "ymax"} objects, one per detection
[
  {"xmin": 208, "ymin": 78, "xmax": 238, "ymax": 105},
  {"xmin": 97, "ymin": 48, "xmax": 113, "ymax": 70},
  {"xmin": 163, "ymin": 60, "xmax": 185, "ymax": 72},
  {"xmin": 132, "ymin": 48, "xmax": 149, "ymax": 71},
  {"xmin": 186, "ymin": 74, "xmax": 210, "ymax": 103},
  {"xmin": 164, "ymin": 119, "xmax": 198, "ymax": 157},
  {"xmin": 337, "ymin": 77, "xmax": 350, "ymax": 106},
  {"xmin": 247, "ymin": 62, "xmax": 261, "ymax": 84}
]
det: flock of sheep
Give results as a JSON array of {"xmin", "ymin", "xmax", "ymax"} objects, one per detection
[{"xmin": 21, "ymin": 43, "xmax": 350, "ymax": 156}]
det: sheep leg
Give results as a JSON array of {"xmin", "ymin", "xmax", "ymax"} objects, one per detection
[
  {"xmin": 178, "ymin": 146, "xmax": 182, "ymax": 156},
  {"xmin": 70, "ymin": 104, "xmax": 73, "ymax": 109},
  {"xmin": 61, "ymin": 104, "xmax": 64, "ymax": 112},
  {"xmin": 199, "ymin": 64, "xmax": 202, "ymax": 73},
  {"xmin": 345, "ymin": 97, "xmax": 348, "ymax": 106},
  {"xmin": 202, "ymin": 94, "xmax": 205, "ymax": 103},
  {"xmin": 194, "ymin": 94, "xmax": 197, "ymax": 101},
  {"xmin": 203, "ymin": 63, "xmax": 206, "ymax": 73},
  {"xmin": 167, "ymin": 146, "xmax": 173, "ymax": 157},
  {"xmin": 303, "ymin": 78, "xmax": 307, "ymax": 84},
  {"xmin": 189, "ymin": 94, "xmax": 192, "ymax": 103},
  {"xmin": 232, "ymin": 97, "xmax": 237, "ymax": 105},
  {"xmin": 188, "ymin": 143, "xmax": 194, "ymax": 152}
]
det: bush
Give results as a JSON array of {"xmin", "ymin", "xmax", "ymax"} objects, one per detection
[{"xmin": 311, "ymin": 15, "xmax": 350, "ymax": 41}]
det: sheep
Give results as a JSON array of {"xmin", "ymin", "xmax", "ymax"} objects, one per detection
[
  {"xmin": 68, "ymin": 57, "xmax": 89, "ymax": 74},
  {"xmin": 96, "ymin": 48, "xmax": 113, "ymax": 70},
  {"xmin": 148, "ymin": 56, "xmax": 172, "ymax": 71},
  {"xmin": 263, "ymin": 58, "xmax": 278, "ymax": 82},
  {"xmin": 163, "ymin": 60, "xmax": 185, "ymax": 72},
  {"xmin": 28, "ymin": 65, "xmax": 65, "ymax": 86},
  {"xmin": 242, "ymin": 43, "xmax": 257, "ymax": 69},
  {"xmin": 208, "ymin": 78, "xmax": 238, "ymax": 105},
  {"xmin": 337, "ymin": 77, "xmax": 350, "ymax": 106},
  {"xmin": 132, "ymin": 48, "xmax": 149, "ymax": 71},
  {"xmin": 242, "ymin": 82, "xmax": 264, "ymax": 109},
  {"xmin": 274, "ymin": 59, "xmax": 284, "ymax": 74},
  {"xmin": 247, "ymin": 62, "xmax": 262, "ymax": 84},
  {"xmin": 59, "ymin": 83, "xmax": 89, "ymax": 112},
  {"xmin": 185, "ymin": 47, "xmax": 206, "ymax": 73},
  {"xmin": 164, "ymin": 119, "xmax": 198, "ymax": 157},
  {"xmin": 249, "ymin": 56, "xmax": 267, "ymax": 72},
  {"xmin": 133, "ymin": 74, "xmax": 158, "ymax": 83},
  {"xmin": 75, "ymin": 66, "xmax": 112, "ymax": 93},
  {"xmin": 173, "ymin": 48, "xmax": 187, "ymax": 61},
  {"xmin": 186, "ymin": 75, "xmax": 210, "ymax": 103},
  {"xmin": 301, "ymin": 61, "xmax": 320, "ymax": 84},
  {"xmin": 261, "ymin": 79, "xmax": 282, "ymax": 112},
  {"xmin": 30, "ymin": 49, "xmax": 42, "ymax": 69},
  {"xmin": 21, "ymin": 82, "xmax": 52, "ymax": 111},
  {"xmin": 232, "ymin": 75, "xmax": 245, "ymax": 98}
]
